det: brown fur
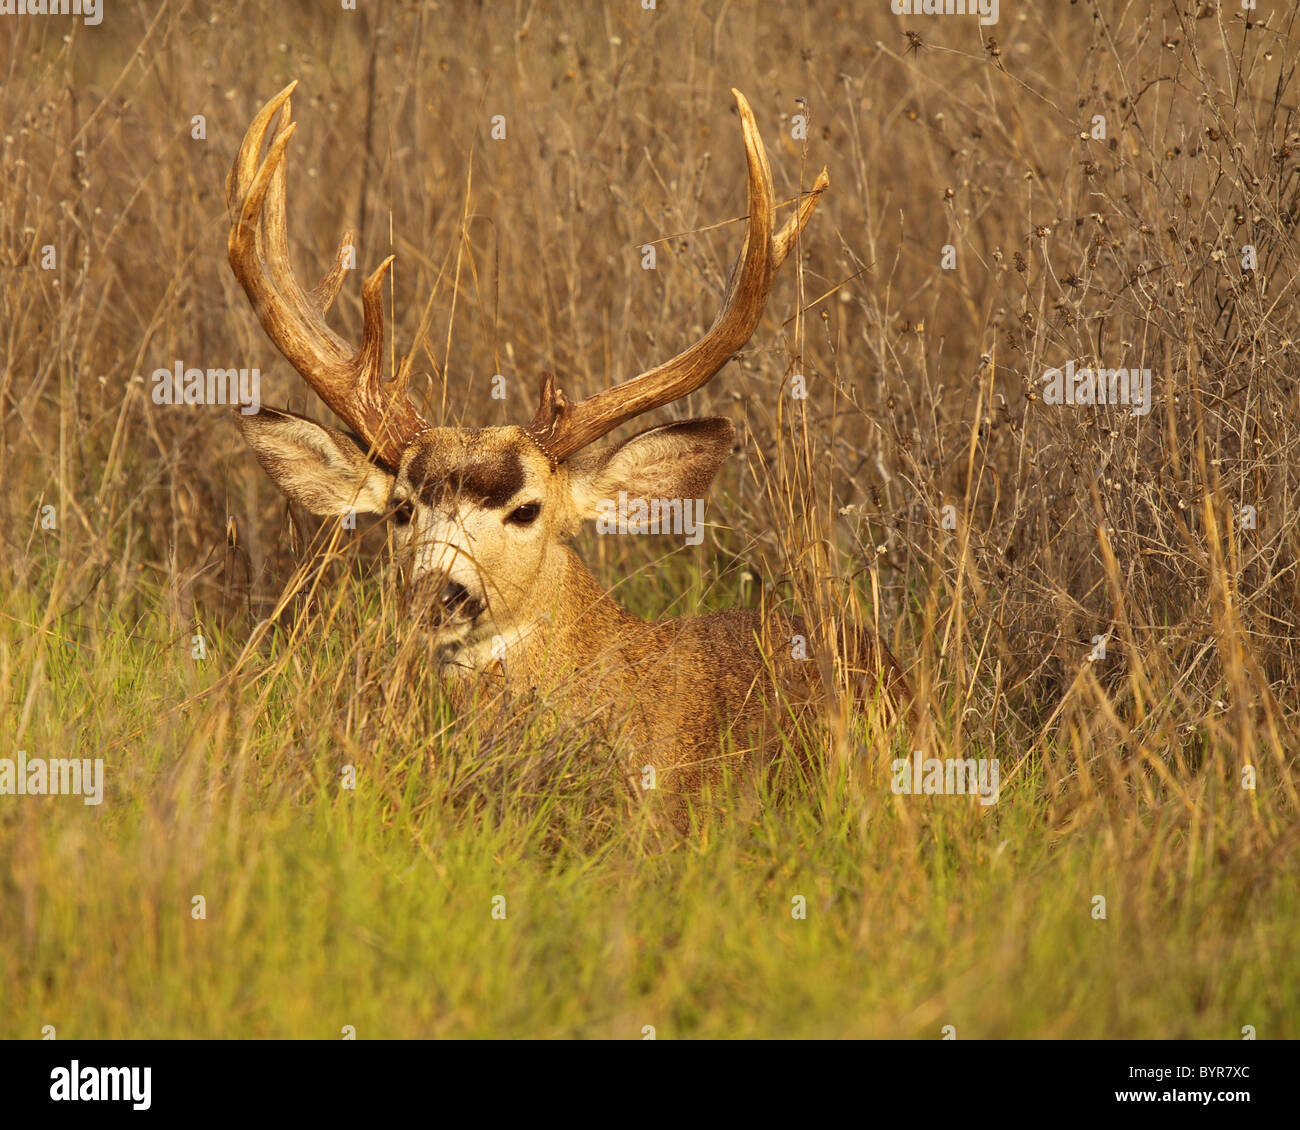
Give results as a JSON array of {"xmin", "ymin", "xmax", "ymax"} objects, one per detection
[{"xmin": 472, "ymin": 547, "xmax": 911, "ymax": 817}]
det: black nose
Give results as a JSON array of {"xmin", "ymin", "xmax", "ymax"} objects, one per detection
[{"xmin": 440, "ymin": 581, "xmax": 484, "ymax": 620}]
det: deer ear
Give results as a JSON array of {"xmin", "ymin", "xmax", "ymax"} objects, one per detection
[
  {"xmin": 567, "ymin": 417, "xmax": 734, "ymax": 519},
  {"xmin": 236, "ymin": 407, "xmax": 395, "ymax": 516}
]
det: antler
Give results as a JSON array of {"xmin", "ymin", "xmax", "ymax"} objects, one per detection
[
  {"xmin": 525, "ymin": 89, "xmax": 828, "ymax": 466},
  {"xmin": 227, "ymin": 81, "xmax": 428, "ymax": 470}
]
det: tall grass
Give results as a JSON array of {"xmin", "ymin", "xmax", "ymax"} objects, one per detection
[{"xmin": 2, "ymin": 0, "xmax": 1297, "ymax": 1037}]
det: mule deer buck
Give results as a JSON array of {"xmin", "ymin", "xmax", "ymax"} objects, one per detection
[{"xmin": 228, "ymin": 83, "xmax": 909, "ymax": 820}]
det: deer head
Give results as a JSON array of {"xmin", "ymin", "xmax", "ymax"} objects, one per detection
[{"xmin": 228, "ymin": 83, "xmax": 827, "ymax": 669}]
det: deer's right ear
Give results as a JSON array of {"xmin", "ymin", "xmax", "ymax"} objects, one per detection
[
  {"xmin": 565, "ymin": 417, "xmax": 735, "ymax": 524},
  {"xmin": 236, "ymin": 407, "xmax": 395, "ymax": 516}
]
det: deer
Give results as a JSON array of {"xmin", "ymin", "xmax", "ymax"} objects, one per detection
[{"xmin": 227, "ymin": 83, "xmax": 910, "ymax": 824}]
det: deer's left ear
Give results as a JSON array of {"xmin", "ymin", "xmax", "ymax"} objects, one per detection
[
  {"xmin": 236, "ymin": 407, "xmax": 396, "ymax": 517},
  {"xmin": 566, "ymin": 417, "xmax": 734, "ymax": 520}
]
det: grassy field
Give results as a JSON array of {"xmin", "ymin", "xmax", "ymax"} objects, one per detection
[{"xmin": 2, "ymin": 0, "xmax": 1298, "ymax": 1038}]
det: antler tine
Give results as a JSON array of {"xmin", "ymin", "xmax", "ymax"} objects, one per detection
[
  {"xmin": 311, "ymin": 229, "xmax": 356, "ymax": 314},
  {"xmin": 526, "ymin": 89, "xmax": 828, "ymax": 466},
  {"xmin": 226, "ymin": 81, "xmax": 294, "ymax": 215},
  {"xmin": 774, "ymin": 165, "xmax": 831, "ymax": 267},
  {"xmin": 227, "ymin": 83, "xmax": 427, "ymax": 470}
]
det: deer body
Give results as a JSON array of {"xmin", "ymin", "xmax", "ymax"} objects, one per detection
[
  {"xmin": 228, "ymin": 84, "xmax": 908, "ymax": 817},
  {"xmin": 438, "ymin": 544, "xmax": 903, "ymax": 809}
]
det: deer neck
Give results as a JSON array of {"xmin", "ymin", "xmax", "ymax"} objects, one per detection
[
  {"xmin": 448, "ymin": 545, "xmax": 640, "ymax": 684},
  {"xmin": 548, "ymin": 544, "xmax": 642, "ymax": 650}
]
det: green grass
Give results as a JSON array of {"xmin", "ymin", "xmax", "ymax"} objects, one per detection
[{"xmin": 3, "ymin": 583, "xmax": 1293, "ymax": 1040}]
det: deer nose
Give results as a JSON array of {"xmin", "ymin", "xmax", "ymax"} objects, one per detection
[{"xmin": 440, "ymin": 581, "xmax": 484, "ymax": 620}]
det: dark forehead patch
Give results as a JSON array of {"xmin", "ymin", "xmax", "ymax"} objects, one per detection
[{"xmin": 405, "ymin": 440, "xmax": 526, "ymax": 509}]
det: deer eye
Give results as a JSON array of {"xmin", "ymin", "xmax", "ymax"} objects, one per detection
[
  {"xmin": 506, "ymin": 502, "xmax": 541, "ymax": 526},
  {"xmin": 391, "ymin": 499, "xmax": 414, "ymax": 526}
]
